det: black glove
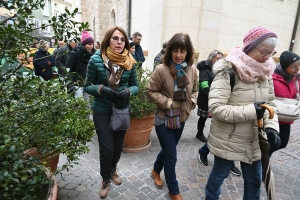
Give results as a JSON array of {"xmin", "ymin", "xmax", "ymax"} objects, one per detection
[
  {"xmin": 254, "ymin": 101, "xmax": 266, "ymax": 120},
  {"xmin": 101, "ymin": 86, "xmax": 117, "ymax": 101},
  {"xmin": 116, "ymin": 89, "xmax": 130, "ymax": 100},
  {"xmin": 265, "ymin": 128, "xmax": 281, "ymax": 150}
]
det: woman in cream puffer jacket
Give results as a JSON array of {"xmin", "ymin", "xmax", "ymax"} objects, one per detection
[{"xmin": 205, "ymin": 26, "xmax": 281, "ymax": 200}]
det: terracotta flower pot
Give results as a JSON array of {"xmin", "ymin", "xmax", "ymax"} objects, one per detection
[
  {"xmin": 44, "ymin": 167, "xmax": 58, "ymax": 200},
  {"xmin": 123, "ymin": 114, "xmax": 155, "ymax": 153},
  {"xmin": 24, "ymin": 147, "xmax": 60, "ymax": 173}
]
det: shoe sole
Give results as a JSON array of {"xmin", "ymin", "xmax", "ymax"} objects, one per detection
[
  {"xmin": 230, "ymin": 170, "xmax": 241, "ymax": 176},
  {"xmin": 198, "ymin": 154, "xmax": 208, "ymax": 166},
  {"xmin": 151, "ymin": 173, "xmax": 163, "ymax": 189}
]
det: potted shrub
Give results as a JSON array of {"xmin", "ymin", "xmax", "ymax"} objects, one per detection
[
  {"xmin": 123, "ymin": 67, "xmax": 157, "ymax": 152},
  {"xmin": 0, "ymin": 1, "xmax": 94, "ymax": 199}
]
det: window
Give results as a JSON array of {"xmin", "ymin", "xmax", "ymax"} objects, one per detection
[
  {"xmin": 35, "ymin": 19, "xmax": 41, "ymax": 30},
  {"xmin": 54, "ymin": 11, "xmax": 59, "ymax": 18}
]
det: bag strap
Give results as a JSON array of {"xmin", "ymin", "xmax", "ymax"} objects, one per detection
[{"xmin": 296, "ymin": 78, "xmax": 299, "ymax": 100}]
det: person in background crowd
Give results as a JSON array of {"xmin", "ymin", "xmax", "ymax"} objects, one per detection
[
  {"xmin": 129, "ymin": 40, "xmax": 136, "ymax": 60},
  {"xmin": 33, "ymin": 40, "xmax": 55, "ymax": 81},
  {"xmin": 204, "ymin": 26, "xmax": 281, "ymax": 200},
  {"xmin": 146, "ymin": 33, "xmax": 198, "ymax": 200},
  {"xmin": 66, "ymin": 30, "xmax": 95, "ymax": 99},
  {"xmin": 52, "ymin": 40, "xmax": 65, "ymax": 59},
  {"xmin": 84, "ymin": 26, "xmax": 138, "ymax": 199},
  {"xmin": 196, "ymin": 50, "xmax": 241, "ymax": 176},
  {"xmin": 131, "ymin": 32, "xmax": 145, "ymax": 68},
  {"xmin": 31, "ymin": 37, "xmax": 40, "ymax": 48},
  {"xmin": 153, "ymin": 41, "xmax": 168, "ymax": 70},
  {"xmin": 196, "ymin": 50, "xmax": 223, "ymax": 142},
  {"xmin": 270, "ymin": 51, "xmax": 300, "ymax": 156},
  {"xmin": 95, "ymin": 41, "xmax": 100, "ymax": 50},
  {"xmin": 55, "ymin": 39, "xmax": 77, "ymax": 77}
]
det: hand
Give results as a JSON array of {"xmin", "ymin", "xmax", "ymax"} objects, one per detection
[
  {"xmin": 265, "ymin": 128, "xmax": 281, "ymax": 150},
  {"xmin": 101, "ymin": 86, "xmax": 117, "ymax": 102},
  {"xmin": 116, "ymin": 89, "xmax": 130, "ymax": 100},
  {"xmin": 254, "ymin": 101, "xmax": 266, "ymax": 120}
]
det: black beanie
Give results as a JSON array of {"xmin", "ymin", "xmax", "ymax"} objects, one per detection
[
  {"xmin": 280, "ymin": 51, "xmax": 300, "ymax": 69},
  {"xmin": 129, "ymin": 40, "xmax": 135, "ymax": 48}
]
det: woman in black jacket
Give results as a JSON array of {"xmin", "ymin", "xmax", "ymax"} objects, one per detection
[
  {"xmin": 33, "ymin": 40, "xmax": 55, "ymax": 81},
  {"xmin": 66, "ymin": 30, "xmax": 96, "ymax": 98},
  {"xmin": 196, "ymin": 50, "xmax": 223, "ymax": 142}
]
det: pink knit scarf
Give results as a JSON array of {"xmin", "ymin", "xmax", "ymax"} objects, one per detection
[{"xmin": 226, "ymin": 47, "xmax": 276, "ymax": 83}]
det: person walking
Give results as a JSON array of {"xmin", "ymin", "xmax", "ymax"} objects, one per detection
[
  {"xmin": 204, "ymin": 26, "xmax": 281, "ymax": 200},
  {"xmin": 196, "ymin": 50, "xmax": 223, "ymax": 142},
  {"xmin": 270, "ymin": 51, "xmax": 300, "ymax": 156},
  {"xmin": 146, "ymin": 33, "xmax": 198, "ymax": 200},
  {"xmin": 196, "ymin": 50, "xmax": 242, "ymax": 176},
  {"xmin": 55, "ymin": 39, "xmax": 77, "ymax": 77},
  {"xmin": 33, "ymin": 40, "xmax": 55, "ymax": 81},
  {"xmin": 153, "ymin": 41, "xmax": 168, "ymax": 70},
  {"xmin": 84, "ymin": 26, "xmax": 138, "ymax": 199},
  {"xmin": 131, "ymin": 32, "xmax": 145, "ymax": 68},
  {"xmin": 66, "ymin": 30, "xmax": 95, "ymax": 99}
]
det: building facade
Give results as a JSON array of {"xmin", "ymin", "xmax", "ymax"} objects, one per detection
[{"xmin": 81, "ymin": 0, "xmax": 300, "ymax": 69}]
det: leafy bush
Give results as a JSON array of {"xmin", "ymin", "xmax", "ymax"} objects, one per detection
[
  {"xmin": 0, "ymin": 1, "xmax": 94, "ymax": 199},
  {"xmin": 130, "ymin": 67, "xmax": 156, "ymax": 119}
]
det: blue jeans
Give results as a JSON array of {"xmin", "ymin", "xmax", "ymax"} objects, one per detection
[
  {"xmin": 153, "ymin": 122, "xmax": 185, "ymax": 195},
  {"xmin": 205, "ymin": 156, "xmax": 262, "ymax": 200},
  {"xmin": 199, "ymin": 143, "xmax": 210, "ymax": 156}
]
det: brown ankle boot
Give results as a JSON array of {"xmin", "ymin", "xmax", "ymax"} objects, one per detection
[
  {"xmin": 168, "ymin": 192, "xmax": 183, "ymax": 200},
  {"xmin": 110, "ymin": 171, "xmax": 122, "ymax": 185},
  {"xmin": 99, "ymin": 180, "xmax": 110, "ymax": 199},
  {"xmin": 151, "ymin": 169, "xmax": 163, "ymax": 189}
]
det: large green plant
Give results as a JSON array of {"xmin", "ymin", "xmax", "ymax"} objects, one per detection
[
  {"xmin": 130, "ymin": 67, "xmax": 156, "ymax": 119},
  {"xmin": 0, "ymin": 1, "xmax": 94, "ymax": 199}
]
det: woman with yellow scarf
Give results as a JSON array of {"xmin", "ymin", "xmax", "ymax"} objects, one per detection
[{"xmin": 84, "ymin": 26, "xmax": 138, "ymax": 199}]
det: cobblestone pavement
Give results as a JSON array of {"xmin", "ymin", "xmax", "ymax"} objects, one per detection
[{"xmin": 56, "ymin": 109, "xmax": 300, "ymax": 200}]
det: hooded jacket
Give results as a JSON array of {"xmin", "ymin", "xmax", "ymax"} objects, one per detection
[
  {"xmin": 66, "ymin": 44, "xmax": 96, "ymax": 85},
  {"xmin": 196, "ymin": 60, "xmax": 214, "ymax": 111},
  {"xmin": 273, "ymin": 69, "xmax": 300, "ymax": 125},
  {"xmin": 207, "ymin": 59, "xmax": 279, "ymax": 164}
]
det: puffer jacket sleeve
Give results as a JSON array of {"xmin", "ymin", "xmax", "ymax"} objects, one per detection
[
  {"xmin": 208, "ymin": 72, "xmax": 257, "ymax": 123},
  {"xmin": 263, "ymin": 78, "xmax": 279, "ymax": 132},
  {"xmin": 146, "ymin": 65, "xmax": 170, "ymax": 110},
  {"xmin": 84, "ymin": 55, "xmax": 101, "ymax": 97}
]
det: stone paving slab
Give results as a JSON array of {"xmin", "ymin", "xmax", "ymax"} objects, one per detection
[{"xmin": 56, "ymin": 109, "xmax": 300, "ymax": 200}]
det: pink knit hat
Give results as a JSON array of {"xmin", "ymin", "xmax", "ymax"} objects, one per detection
[
  {"xmin": 81, "ymin": 30, "xmax": 94, "ymax": 45},
  {"xmin": 243, "ymin": 26, "xmax": 277, "ymax": 54}
]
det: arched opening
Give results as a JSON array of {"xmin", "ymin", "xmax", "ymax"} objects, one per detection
[{"xmin": 110, "ymin": 9, "xmax": 116, "ymax": 26}]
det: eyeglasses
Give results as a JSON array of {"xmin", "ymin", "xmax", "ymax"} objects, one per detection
[
  {"xmin": 256, "ymin": 48, "xmax": 277, "ymax": 57},
  {"xmin": 112, "ymin": 36, "xmax": 125, "ymax": 43},
  {"xmin": 288, "ymin": 65, "xmax": 300, "ymax": 71}
]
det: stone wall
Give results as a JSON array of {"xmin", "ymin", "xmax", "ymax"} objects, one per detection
[{"xmin": 80, "ymin": 0, "xmax": 129, "ymax": 43}]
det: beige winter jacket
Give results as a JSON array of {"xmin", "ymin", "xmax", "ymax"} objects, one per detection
[
  {"xmin": 207, "ymin": 59, "xmax": 279, "ymax": 164},
  {"xmin": 146, "ymin": 63, "xmax": 198, "ymax": 122}
]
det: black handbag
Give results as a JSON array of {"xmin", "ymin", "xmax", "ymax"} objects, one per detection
[{"xmin": 109, "ymin": 106, "xmax": 130, "ymax": 131}]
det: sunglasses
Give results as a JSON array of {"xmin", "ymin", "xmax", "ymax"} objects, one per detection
[
  {"xmin": 256, "ymin": 48, "xmax": 277, "ymax": 57},
  {"xmin": 112, "ymin": 36, "xmax": 125, "ymax": 43}
]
